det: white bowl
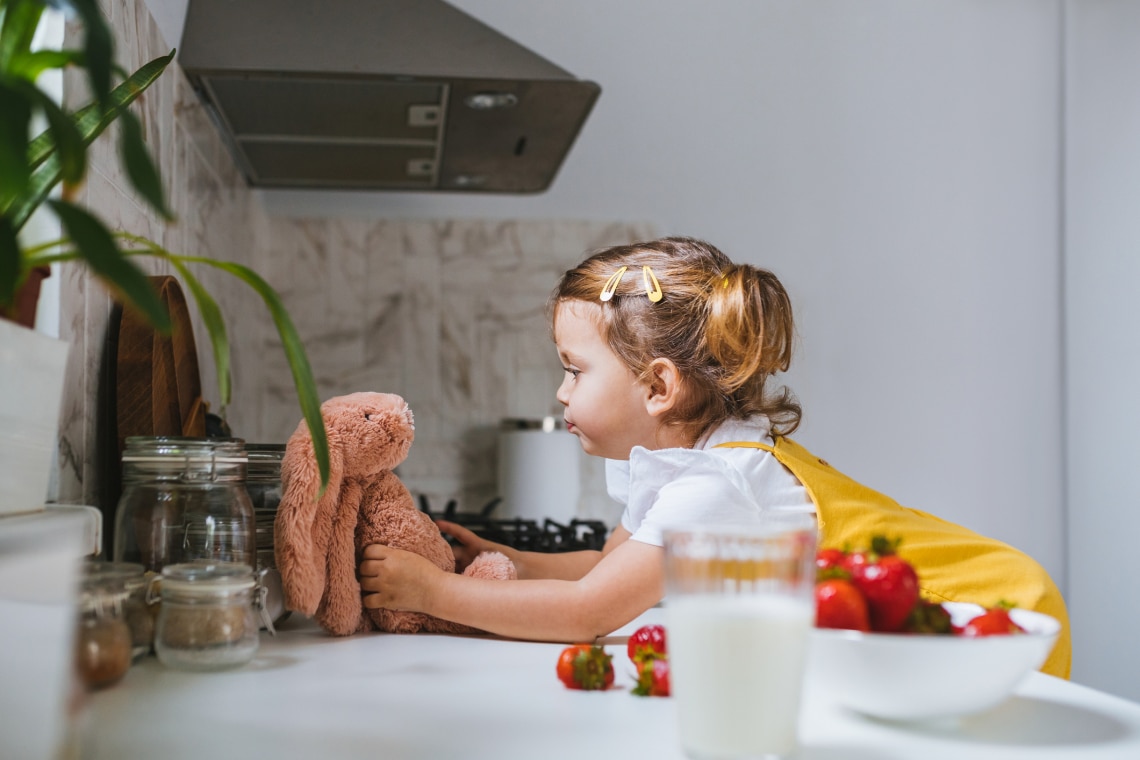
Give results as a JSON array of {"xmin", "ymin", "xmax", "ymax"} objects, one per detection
[{"xmin": 807, "ymin": 602, "xmax": 1061, "ymax": 720}]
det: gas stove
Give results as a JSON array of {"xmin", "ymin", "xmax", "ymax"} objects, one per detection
[{"xmin": 417, "ymin": 496, "xmax": 608, "ymax": 553}]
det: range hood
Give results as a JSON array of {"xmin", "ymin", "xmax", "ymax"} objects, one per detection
[{"xmin": 178, "ymin": 0, "xmax": 600, "ymax": 193}]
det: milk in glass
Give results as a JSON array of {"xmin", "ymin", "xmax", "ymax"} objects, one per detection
[{"xmin": 668, "ymin": 594, "xmax": 813, "ymax": 759}]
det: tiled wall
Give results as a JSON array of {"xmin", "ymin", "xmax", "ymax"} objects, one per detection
[
  {"xmin": 55, "ymin": 0, "xmax": 653, "ymax": 527},
  {"xmin": 254, "ymin": 219, "xmax": 656, "ymax": 522}
]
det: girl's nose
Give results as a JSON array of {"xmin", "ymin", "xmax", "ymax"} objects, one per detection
[{"xmin": 555, "ymin": 377, "xmax": 571, "ymax": 406}]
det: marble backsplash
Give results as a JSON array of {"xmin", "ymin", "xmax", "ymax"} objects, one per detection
[
  {"xmin": 54, "ymin": 0, "xmax": 654, "ymax": 528},
  {"xmin": 253, "ymin": 218, "xmax": 656, "ymax": 523}
]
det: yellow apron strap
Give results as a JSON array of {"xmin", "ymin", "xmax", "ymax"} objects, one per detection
[{"xmin": 713, "ymin": 441, "xmax": 775, "ymax": 452}]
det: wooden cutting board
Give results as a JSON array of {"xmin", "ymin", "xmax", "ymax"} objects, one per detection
[{"xmin": 115, "ymin": 275, "xmax": 206, "ymax": 450}]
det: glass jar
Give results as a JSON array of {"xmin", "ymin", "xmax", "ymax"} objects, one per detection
[
  {"xmin": 245, "ymin": 443, "xmax": 290, "ymax": 626},
  {"xmin": 113, "ymin": 437, "xmax": 255, "ymax": 574},
  {"xmin": 75, "ymin": 565, "xmax": 136, "ymax": 689},
  {"xmin": 152, "ymin": 561, "xmax": 267, "ymax": 671},
  {"xmin": 245, "ymin": 443, "xmax": 285, "ymax": 570},
  {"xmin": 81, "ymin": 560, "xmax": 154, "ymax": 662}
]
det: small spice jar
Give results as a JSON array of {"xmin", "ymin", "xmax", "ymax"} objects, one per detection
[
  {"xmin": 81, "ymin": 560, "xmax": 154, "ymax": 662},
  {"xmin": 152, "ymin": 561, "xmax": 268, "ymax": 671},
  {"xmin": 75, "ymin": 565, "xmax": 137, "ymax": 689}
]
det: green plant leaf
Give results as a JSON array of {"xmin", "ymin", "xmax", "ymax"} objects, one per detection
[
  {"xmin": 0, "ymin": 215, "xmax": 19, "ymax": 309},
  {"xmin": 18, "ymin": 80, "xmax": 85, "ymax": 182},
  {"xmin": 118, "ymin": 109, "xmax": 171, "ymax": 220},
  {"xmin": 5, "ymin": 50, "xmax": 174, "ymax": 230},
  {"xmin": 171, "ymin": 255, "xmax": 328, "ymax": 492},
  {"xmin": 0, "ymin": 81, "xmax": 33, "ymax": 201},
  {"xmin": 7, "ymin": 48, "xmax": 82, "ymax": 80},
  {"xmin": 165, "ymin": 256, "xmax": 231, "ymax": 407},
  {"xmin": 0, "ymin": 0, "xmax": 43, "ymax": 73},
  {"xmin": 66, "ymin": 0, "xmax": 113, "ymax": 107},
  {"xmin": 48, "ymin": 198, "xmax": 171, "ymax": 331},
  {"xmin": 25, "ymin": 50, "xmax": 173, "ymax": 172}
]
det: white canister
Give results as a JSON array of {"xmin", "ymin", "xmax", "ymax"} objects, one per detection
[{"xmin": 497, "ymin": 418, "xmax": 581, "ymax": 524}]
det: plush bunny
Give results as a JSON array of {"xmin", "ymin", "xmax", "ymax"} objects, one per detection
[{"xmin": 274, "ymin": 392, "xmax": 516, "ymax": 636}]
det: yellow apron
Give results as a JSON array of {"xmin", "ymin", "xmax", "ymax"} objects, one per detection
[{"xmin": 715, "ymin": 437, "xmax": 1071, "ymax": 679}]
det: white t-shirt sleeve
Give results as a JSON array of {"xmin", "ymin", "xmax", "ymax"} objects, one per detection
[{"xmin": 618, "ymin": 447, "xmax": 764, "ymax": 547}]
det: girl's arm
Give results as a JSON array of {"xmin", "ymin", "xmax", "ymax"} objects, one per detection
[
  {"xmin": 436, "ymin": 519, "xmax": 630, "ymax": 581},
  {"xmin": 359, "ymin": 534, "xmax": 664, "ymax": 642}
]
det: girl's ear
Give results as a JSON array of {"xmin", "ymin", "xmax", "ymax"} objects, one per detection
[{"xmin": 644, "ymin": 358, "xmax": 683, "ymax": 418}]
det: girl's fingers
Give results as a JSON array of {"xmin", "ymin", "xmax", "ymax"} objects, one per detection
[
  {"xmin": 362, "ymin": 543, "xmax": 391, "ymax": 560},
  {"xmin": 436, "ymin": 519, "xmax": 480, "ymax": 546}
]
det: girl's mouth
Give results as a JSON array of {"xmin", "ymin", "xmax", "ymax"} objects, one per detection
[{"xmin": 564, "ymin": 421, "xmax": 576, "ymax": 433}]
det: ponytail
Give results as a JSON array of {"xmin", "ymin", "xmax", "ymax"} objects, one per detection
[{"xmin": 704, "ymin": 265, "xmax": 801, "ymax": 435}]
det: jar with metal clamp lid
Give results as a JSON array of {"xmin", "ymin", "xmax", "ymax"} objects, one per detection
[
  {"xmin": 151, "ymin": 560, "xmax": 274, "ymax": 671},
  {"xmin": 112, "ymin": 437, "xmax": 255, "ymax": 574}
]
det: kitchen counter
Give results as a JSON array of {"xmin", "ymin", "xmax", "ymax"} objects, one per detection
[{"xmin": 82, "ymin": 609, "xmax": 1140, "ymax": 760}]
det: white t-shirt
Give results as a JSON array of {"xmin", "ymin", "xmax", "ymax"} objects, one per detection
[{"xmin": 608, "ymin": 416, "xmax": 814, "ymax": 547}]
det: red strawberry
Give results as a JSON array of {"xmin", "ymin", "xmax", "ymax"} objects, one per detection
[
  {"xmin": 556, "ymin": 645, "xmax": 614, "ymax": 690},
  {"xmin": 626, "ymin": 624, "xmax": 667, "ymax": 663},
  {"xmin": 815, "ymin": 578, "xmax": 871, "ymax": 631},
  {"xmin": 843, "ymin": 536, "xmax": 919, "ymax": 632},
  {"xmin": 631, "ymin": 656, "xmax": 671, "ymax": 697},
  {"xmin": 815, "ymin": 547, "xmax": 848, "ymax": 577},
  {"xmin": 960, "ymin": 606, "xmax": 1025, "ymax": 637}
]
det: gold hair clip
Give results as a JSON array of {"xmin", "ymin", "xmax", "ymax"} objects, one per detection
[
  {"xmin": 642, "ymin": 266, "xmax": 663, "ymax": 302},
  {"xmin": 599, "ymin": 266, "xmax": 627, "ymax": 302}
]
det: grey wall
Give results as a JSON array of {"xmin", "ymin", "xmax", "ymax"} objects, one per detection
[
  {"xmin": 1064, "ymin": 0, "xmax": 1140, "ymax": 703},
  {"xmin": 141, "ymin": 0, "xmax": 1140, "ymax": 700}
]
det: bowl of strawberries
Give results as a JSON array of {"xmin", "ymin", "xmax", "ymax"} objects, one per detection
[{"xmin": 807, "ymin": 537, "xmax": 1061, "ymax": 721}]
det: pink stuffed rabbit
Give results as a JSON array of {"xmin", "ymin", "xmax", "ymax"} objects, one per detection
[{"xmin": 274, "ymin": 392, "xmax": 516, "ymax": 635}]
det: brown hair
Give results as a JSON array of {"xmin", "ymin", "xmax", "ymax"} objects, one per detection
[{"xmin": 549, "ymin": 236, "xmax": 801, "ymax": 445}]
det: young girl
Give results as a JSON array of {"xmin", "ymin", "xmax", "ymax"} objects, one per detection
[{"xmin": 359, "ymin": 236, "xmax": 1070, "ymax": 678}]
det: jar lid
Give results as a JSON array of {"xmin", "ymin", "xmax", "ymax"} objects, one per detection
[
  {"xmin": 159, "ymin": 560, "xmax": 256, "ymax": 594},
  {"xmin": 121, "ymin": 436, "xmax": 248, "ymax": 464},
  {"xmin": 246, "ymin": 443, "xmax": 286, "ymax": 457},
  {"xmin": 246, "ymin": 443, "xmax": 286, "ymax": 478},
  {"xmin": 82, "ymin": 560, "xmax": 147, "ymax": 591}
]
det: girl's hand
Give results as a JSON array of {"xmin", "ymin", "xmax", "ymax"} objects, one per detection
[
  {"xmin": 360, "ymin": 545, "xmax": 444, "ymax": 613},
  {"xmin": 435, "ymin": 519, "xmax": 507, "ymax": 572}
]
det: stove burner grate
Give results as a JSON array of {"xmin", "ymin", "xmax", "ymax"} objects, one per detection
[{"xmin": 418, "ymin": 496, "xmax": 608, "ymax": 553}]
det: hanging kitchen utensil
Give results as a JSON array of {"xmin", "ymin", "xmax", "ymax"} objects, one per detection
[{"xmin": 115, "ymin": 275, "xmax": 206, "ymax": 448}]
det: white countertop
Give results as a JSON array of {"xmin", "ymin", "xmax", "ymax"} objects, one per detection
[{"xmin": 82, "ymin": 609, "xmax": 1140, "ymax": 760}]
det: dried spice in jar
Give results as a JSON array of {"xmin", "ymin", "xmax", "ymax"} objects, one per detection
[
  {"xmin": 153, "ymin": 561, "xmax": 272, "ymax": 671},
  {"xmin": 82, "ymin": 560, "xmax": 153, "ymax": 661},
  {"xmin": 75, "ymin": 565, "xmax": 136, "ymax": 689}
]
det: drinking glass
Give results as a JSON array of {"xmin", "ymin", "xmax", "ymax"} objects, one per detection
[{"xmin": 664, "ymin": 514, "xmax": 817, "ymax": 760}]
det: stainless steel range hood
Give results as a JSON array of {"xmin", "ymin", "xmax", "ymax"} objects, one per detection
[{"xmin": 178, "ymin": 0, "xmax": 600, "ymax": 193}]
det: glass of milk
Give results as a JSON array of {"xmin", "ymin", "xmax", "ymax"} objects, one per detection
[{"xmin": 664, "ymin": 515, "xmax": 817, "ymax": 760}]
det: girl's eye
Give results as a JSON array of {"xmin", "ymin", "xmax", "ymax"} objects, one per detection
[{"xmin": 563, "ymin": 366, "xmax": 581, "ymax": 378}]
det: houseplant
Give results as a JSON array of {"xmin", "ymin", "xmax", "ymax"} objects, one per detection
[{"xmin": 0, "ymin": 0, "xmax": 330, "ymax": 509}]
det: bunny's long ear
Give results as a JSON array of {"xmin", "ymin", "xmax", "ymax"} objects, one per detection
[{"xmin": 275, "ymin": 416, "xmax": 343, "ymax": 616}]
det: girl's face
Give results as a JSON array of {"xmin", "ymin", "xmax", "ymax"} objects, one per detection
[{"xmin": 553, "ymin": 300, "xmax": 665, "ymax": 460}]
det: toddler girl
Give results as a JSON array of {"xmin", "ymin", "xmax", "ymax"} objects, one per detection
[{"xmin": 359, "ymin": 237, "xmax": 1070, "ymax": 677}]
